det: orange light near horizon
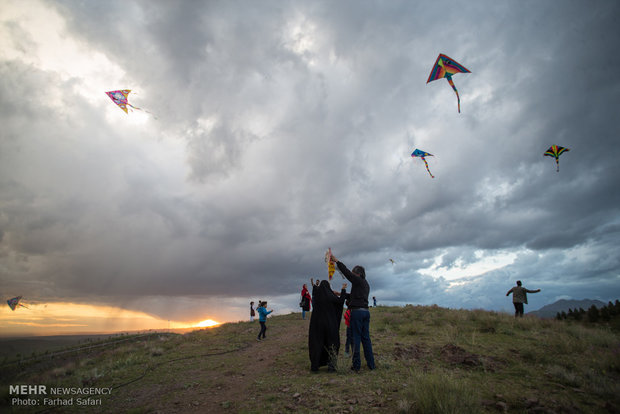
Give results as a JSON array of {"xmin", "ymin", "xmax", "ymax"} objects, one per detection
[
  {"xmin": 194, "ymin": 319, "xmax": 220, "ymax": 328},
  {"xmin": 0, "ymin": 302, "xmax": 221, "ymax": 336}
]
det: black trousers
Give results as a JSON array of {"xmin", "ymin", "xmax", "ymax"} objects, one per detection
[
  {"xmin": 258, "ymin": 321, "xmax": 267, "ymax": 338},
  {"xmin": 513, "ymin": 302, "xmax": 524, "ymax": 317}
]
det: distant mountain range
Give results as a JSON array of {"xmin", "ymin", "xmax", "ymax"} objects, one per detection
[{"xmin": 529, "ymin": 299, "xmax": 607, "ymax": 318}]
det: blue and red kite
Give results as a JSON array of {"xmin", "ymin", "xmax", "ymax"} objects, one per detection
[{"xmin": 411, "ymin": 149, "xmax": 435, "ymax": 178}]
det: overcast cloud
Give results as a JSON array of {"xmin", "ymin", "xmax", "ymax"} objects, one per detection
[{"xmin": 1, "ymin": 0, "xmax": 619, "ymax": 324}]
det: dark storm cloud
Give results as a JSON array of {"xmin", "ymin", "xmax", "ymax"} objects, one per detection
[{"xmin": 1, "ymin": 0, "xmax": 619, "ymax": 323}]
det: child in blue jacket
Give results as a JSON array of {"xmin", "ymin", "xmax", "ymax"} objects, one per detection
[{"xmin": 257, "ymin": 301, "xmax": 273, "ymax": 340}]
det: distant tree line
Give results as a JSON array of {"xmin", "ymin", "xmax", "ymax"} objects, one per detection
[{"xmin": 556, "ymin": 300, "xmax": 620, "ymax": 324}]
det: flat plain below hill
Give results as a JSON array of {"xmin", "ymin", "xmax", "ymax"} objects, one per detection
[
  {"xmin": 0, "ymin": 335, "xmax": 118, "ymax": 361},
  {"xmin": 1, "ymin": 306, "xmax": 619, "ymax": 413}
]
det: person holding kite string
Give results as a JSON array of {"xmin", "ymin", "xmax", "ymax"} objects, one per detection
[
  {"xmin": 256, "ymin": 301, "xmax": 273, "ymax": 340},
  {"xmin": 506, "ymin": 281, "xmax": 541, "ymax": 317},
  {"xmin": 330, "ymin": 252, "xmax": 376, "ymax": 372},
  {"xmin": 308, "ymin": 280, "xmax": 347, "ymax": 372}
]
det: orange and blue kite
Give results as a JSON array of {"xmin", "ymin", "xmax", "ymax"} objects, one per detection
[
  {"xmin": 411, "ymin": 149, "xmax": 435, "ymax": 178},
  {"xmin": 427, "ymin": 53, "xmax": 471, "ymax": 113},
  {"xmin": 544, "ymin": 145, "xmax": 570, "ymax": 172}
]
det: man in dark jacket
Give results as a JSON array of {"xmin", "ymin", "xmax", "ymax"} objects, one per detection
[
  {"xmin": 506, "ymin": 280, "xmax": 541, "ymax": 317},
  {"xmin": 331, "ymin": 253, "xmax": 376, "ymax": 372}
]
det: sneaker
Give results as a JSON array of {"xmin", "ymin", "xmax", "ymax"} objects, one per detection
[{"xmin": 256, "ymin": 337, "xmax": 261, "ymax": 341}]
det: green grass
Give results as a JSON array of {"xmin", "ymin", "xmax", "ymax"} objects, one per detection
[{"xmin": 1, "ymin": 306, "xmax": 619, "ymax": 413}]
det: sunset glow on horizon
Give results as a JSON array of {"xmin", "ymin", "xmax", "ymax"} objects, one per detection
[
  {"xmin": 0, "ymin": 302, "xmax": 221, "ymax": 336},
  {"xmin": 194, "ymin": 319, "xmax": 220, "ymax": 328}
]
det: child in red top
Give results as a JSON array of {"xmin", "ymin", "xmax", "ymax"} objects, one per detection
[
  {"xmin": 301, "ymin": 284, "xmax": 312, "ymax": 320},
  {"xmin": 344, "ymin": 299, "xmax": 352, "ymax": 357}
]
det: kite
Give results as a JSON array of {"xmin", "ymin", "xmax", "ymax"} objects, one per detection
[
  {"xmin": 7, "ymin": 296, "xmax": 29, "ymax": 311},
  {"xmin": 325, "ymin": 248, "xmax": 335, "ymax": 281},
  {"xmin": 544, "ymin": 145, "xmax": 570, "ymax": 172},
  {"xmin": 105, "ymin": 90, "xmax": 149, "ymax": 114},
  {"xmin": 411, "ymin": 149, "xmax": 435, "ymax": 178},
  {"xmin": 427, "ymin": 53, "xmax": 471, "ymax": 113}
]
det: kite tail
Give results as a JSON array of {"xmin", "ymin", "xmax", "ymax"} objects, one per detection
[
  {"xmin": 447, "ymin": 77, "xmax": 461, "ymax": 113},
  {"xmin": 127, "ymin": 104, "xmax": 157, "ymax": 119},
  {"xmin": 556, "ymin": 158, "xmax": 560, "ymax": 172},
  {"xmin": 422, "ymin": 157, "xmax": 435, "ymax": 178},
  {"xmin": 127, "ymin": 103, "xmax": 143, "ymax": 112},
  {"xmin": 326, "ymin": 247, "xmax": 336, "ymax": 280}
]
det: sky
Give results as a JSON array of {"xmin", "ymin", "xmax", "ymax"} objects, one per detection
[{"xmin": 1, "ymin": 0, "xmax": 619, "ymax": 335}]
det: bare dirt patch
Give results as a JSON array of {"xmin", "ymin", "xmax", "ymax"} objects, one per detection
[
  {"xmin": 439, "ymin": 343, "xmax": 505, "ymax": 372},
  {"xmin": 392, "ymin": 342, "xmax": 430, "ymax": 361}
]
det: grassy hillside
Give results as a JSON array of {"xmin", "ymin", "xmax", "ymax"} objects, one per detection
[{"xmin": 2, "ymin": 305, "xmax": 619, "ymax": 413}]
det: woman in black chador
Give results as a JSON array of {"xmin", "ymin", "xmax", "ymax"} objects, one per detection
[{"xmin": 308, "ymin": 280, "xmax": 347, "ymax": 372}]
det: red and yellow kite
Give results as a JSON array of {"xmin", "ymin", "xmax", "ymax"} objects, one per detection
[{"xmin": 427, "ymin": 53, "xmax": 471, "ymax": 113}]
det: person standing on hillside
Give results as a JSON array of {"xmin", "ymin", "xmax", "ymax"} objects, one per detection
[
  {"xmin": 506, "ymin": 280, "xmax": 541, "ymax": 317},
  {"xmin": 308, "ymin": 280, "xmax": 347, "ymax": 372},
  {"xmin": 343, "ymin": 298, "xmax": 353, "ymax": 358},
  {"xmin": 300, "ymin": 284, "xmax": 312, "ymax": 320},
  {"xmin": 257, "ymin": 301, "xmax": 273, "ymax": 340},
  {"xmin": 250, "ymin": 301, "xmax": 256, "ymax": 322},
  {"xmin": 330, "ymin": 252, "xmax": 376, "ymax": 372}
]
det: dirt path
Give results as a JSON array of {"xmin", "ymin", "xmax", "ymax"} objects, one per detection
[
  {"xmin": 115, "ymin": 317, "xmax": 310, "ymax": 413},
  {"xmin": 198, "ymin": 319, "xmax": 308, "ymax": 411}
]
